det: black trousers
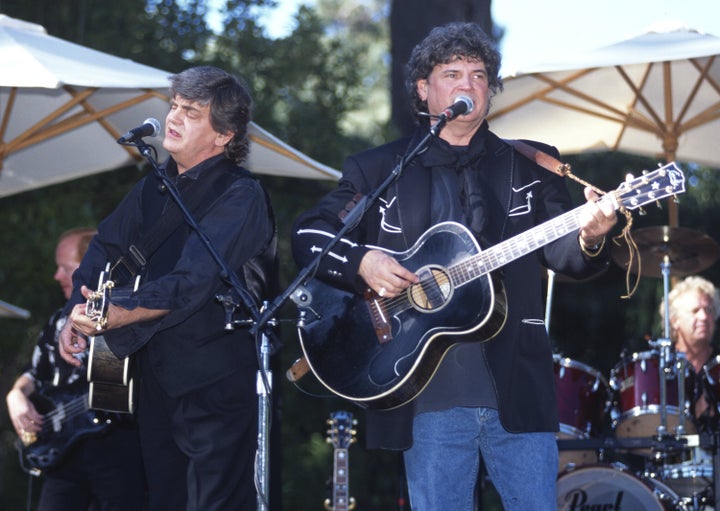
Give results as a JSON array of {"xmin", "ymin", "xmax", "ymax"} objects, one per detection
[{"xmin": 137, "ymin": 354, "xmax": 258, "ymax": 511}]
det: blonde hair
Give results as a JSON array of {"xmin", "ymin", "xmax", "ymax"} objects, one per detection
[
  {"xmin": 58, "ymin": 227, "xmax": 97, "ymax": 262},
  {"xmin": 660, "ymin": 275, "xmax": 720, "ymax": 324}
]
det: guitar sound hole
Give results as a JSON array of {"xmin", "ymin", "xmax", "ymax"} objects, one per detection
[{"xmin": 408, "ymin": 265, "xmax": 453, "ymax": 312}]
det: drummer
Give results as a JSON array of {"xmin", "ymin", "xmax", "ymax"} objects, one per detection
[{"xmin": 661, "ymin": 275, "xmax": 720, "ymax": 423}]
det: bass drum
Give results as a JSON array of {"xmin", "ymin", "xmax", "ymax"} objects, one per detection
[
  {"xmin": 554, "ymin": 356, "xmax": 610, "ymax": 471},
  {"xmin": 557, "ymin": 464, "xmax": 679, "ymax": 511}
]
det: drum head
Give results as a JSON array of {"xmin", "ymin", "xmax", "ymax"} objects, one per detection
[{"xmin": 557, "ymin": 465, "xmax": 674, "ymax": 511}]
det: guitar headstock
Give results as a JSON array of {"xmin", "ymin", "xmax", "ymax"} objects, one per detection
[
  {"xmin": 614, "ymin": 161, "xmax": 685, "ymax": 211},
  {"xmin": 326, "ymin": 411, "xmax": 357, "ymax": 450},
  {"xmin": 85, "ymin": 264, "xmax": 114, "ymax": 330}
]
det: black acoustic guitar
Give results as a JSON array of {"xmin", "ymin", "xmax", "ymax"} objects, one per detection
[
  {"xmin": 296, "ymin": 163, "xmax": 686, "ymax": 410},
  {"xmin": 324, "ymin": 411, "xmax": 357, "ymax": 511},
  {"xmin": 86, "ymin": 264, "xmax": 136, "ymax": 413},
  {"xmin": 17, "ymin": 385, "xmax": 112, "ymax": 474}
]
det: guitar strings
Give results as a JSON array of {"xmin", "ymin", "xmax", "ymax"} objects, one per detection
[
  {"xmin": 35, "ymin": 395, "xmax": 91, "ymax": 435},
  {"xmin": 377, "ymin": 202, "xmax": 595, "ymax": 317}
]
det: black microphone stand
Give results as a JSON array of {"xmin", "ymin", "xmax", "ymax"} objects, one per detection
[
  {"xmin": 128, "ymin": 139, "xmax": 276, "ymax": 511},
  {"xmin": 253, "ymin": 113, "xmax": 451, "ymax": 376}
]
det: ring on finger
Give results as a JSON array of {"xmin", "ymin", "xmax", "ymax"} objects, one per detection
[{"xmin": 378, "ymin": 287, "xmax": 386, "ymax": 297}]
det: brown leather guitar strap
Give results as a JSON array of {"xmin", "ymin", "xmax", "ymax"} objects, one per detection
[
  {"xmin": 505, "ymin": 138, "xmax": 640, "ymax": 298},
  {"xmin": 505, "ymin": 138, "xmax": 606, "ymax": 195}
]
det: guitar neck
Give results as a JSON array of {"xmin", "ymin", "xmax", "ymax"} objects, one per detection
[
  {"xmin": 325, "ymin": 411, "xmax": 356, "ymax": 511},
  {"xmin": 455, "ymin": 192, "xmax": 618, "ymax": 284},
  {"xmin": 331, "ymin": 448, "xmax": 350, "ymax": 511}
]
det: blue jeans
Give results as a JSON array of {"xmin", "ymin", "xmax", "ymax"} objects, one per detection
[{"xmin": 403, "ymin": 407, "xmax": 558, "ymax": 511}]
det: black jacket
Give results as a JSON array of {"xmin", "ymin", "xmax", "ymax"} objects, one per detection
[{"xmin": 292, "ymin": 122, "xmax": 609, "ymax": 449}]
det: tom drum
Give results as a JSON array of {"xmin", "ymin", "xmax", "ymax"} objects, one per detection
[
  {"xmin": 610, "ymin": 350, "xmax": 695, "ymax": 443},
  {"xmin": 554, "ymin": 356, "xmax": 610, "ymax": 471}
]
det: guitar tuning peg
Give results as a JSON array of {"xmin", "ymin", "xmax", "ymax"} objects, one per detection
[
  {"xmin": 673, "ymin": 194, "xmax": 680, "ymax": 204},
  {"xmin": 638, "ymin": 206, "xmax": 647, "ymax": 216}
]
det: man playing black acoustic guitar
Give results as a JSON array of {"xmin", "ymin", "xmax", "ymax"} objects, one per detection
[{"xmin": 292, "ymin": 22, "xmax": 618, "ymax": 511}]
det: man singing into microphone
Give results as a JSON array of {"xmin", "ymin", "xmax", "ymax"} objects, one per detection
[
  {"xmin": 292, "ymin": 22, "xmax": 616, "ymax": 510},
  {"xmin": 58, "ymin": 66, "xmax": 277, "ymax": 511}
]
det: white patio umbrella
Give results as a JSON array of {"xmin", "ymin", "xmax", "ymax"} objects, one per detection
[
  {"xmin": 488, "ymin": 22, "xmax": 720, "ymax": 227},
  {"xmin": 0, "ymin": 14, "xmax": 339, "ymax": 199}
]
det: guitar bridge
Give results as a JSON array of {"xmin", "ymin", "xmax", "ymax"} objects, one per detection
[{"xmin": 363, "ymin": 289, "xmax": 392, "ymax": 344}]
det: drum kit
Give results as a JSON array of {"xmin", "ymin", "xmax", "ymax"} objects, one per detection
[{"xmin": 551, "ymin": 226, "xmax": 720, "ymax": 511}]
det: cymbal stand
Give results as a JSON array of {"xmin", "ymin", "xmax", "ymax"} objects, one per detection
[{"xmin": 649, "ymin": 254, "xmax": 688, "ymax": 438}]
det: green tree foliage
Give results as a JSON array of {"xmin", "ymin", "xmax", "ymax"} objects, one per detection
[{"xmin": 205, "ymin": 1, "xmax": 383, "ymax": 167}]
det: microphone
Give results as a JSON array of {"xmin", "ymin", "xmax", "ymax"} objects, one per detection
[
  {"xmin": 117, "ymin": 118, "xmax": 162, "ymax": 144},
  {"xmin": 439, "ymin": 96, "xmax": 474, "ymax": 120}
]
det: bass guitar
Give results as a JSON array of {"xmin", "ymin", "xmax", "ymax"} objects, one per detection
[
  {"xmin": 86, "ymin": 264, "xmax": 137, "ymax": 413},
  {"xmin": 296, "ymin": 163, "xmax": 686, "ymax": 410},
  {"xmin": 324, "ymin": 411, "xmax": 356, "ymax": 511},
  {"xmin": 17, "ymin": 385, "xmax": 112, "ymax": 474}
]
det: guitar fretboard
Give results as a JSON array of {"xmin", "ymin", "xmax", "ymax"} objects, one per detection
[
  {"xmin": 332, "ymin": 448, "xmax": 350, "ymax": 511},
  {"xmin": 451, "ymin": 192, "xmax": 618, "ymax": 285}
]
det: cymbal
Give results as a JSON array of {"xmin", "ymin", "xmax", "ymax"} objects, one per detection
[{"xmin": 612, "ymin": 226, "xmax": 720, "ymax": 278}]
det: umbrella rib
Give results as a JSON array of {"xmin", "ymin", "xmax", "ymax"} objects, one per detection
[
  {"xmin": 612, "ymin": 64, "xmax": 658, "ymax": 152},
  {"xmin": 4, "ymin": 87, "xmax": 97, "ymax": 150},
  {"xmin": 492, "ymin": 70, "xmax": 658, "ymax": 134},
  {"xmin": 676, "ymin": 57, "xmax": 720, "ymax": 132},
  {"xmin": 5, "ymin": 88, "xmax": 169, "ymax": 156},
  {"xmin": 0, "ymin": 87, "xmax": 18, "ymax": 167},
  {"xmin": 62, "ymin": 85, "xmax": 168, "ymax": 161},
  {"xmin": 1, "ymin": 87, "xmax": 17, "ymax": 143},
  {"xmin": 491, "ymin": 69, "xmax": 605, "ymax": 117},
  {"xmin": 534, "ymin": 70, "xmax": 631, "ymax": 120}
]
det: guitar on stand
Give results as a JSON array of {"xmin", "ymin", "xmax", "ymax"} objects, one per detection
[
  {"xmin": 85, "ymin": 263, "xmax": 139, "ymax": 414},
  {"xmin": 324, "ymin": 411, "xmax": 357, "ymax": 511}
]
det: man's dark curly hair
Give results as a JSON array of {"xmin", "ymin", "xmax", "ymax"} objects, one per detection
[
  {"xmin": 169, "ymin": 66, "xmax": 253, "ymax": 165},
  {"xmin": 406, "ymin": 22, "xmax": 503, "ymax": 122}
]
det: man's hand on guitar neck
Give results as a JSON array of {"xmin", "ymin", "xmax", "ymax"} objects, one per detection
[{"xmin": 578, "ymin": 186, "xmax": 617, "ymax": 248}]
